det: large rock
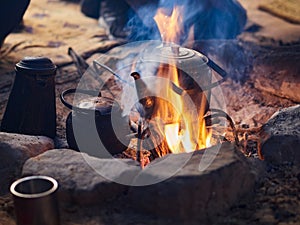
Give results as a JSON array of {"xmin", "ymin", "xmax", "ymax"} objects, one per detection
[
  {"xmin": 22, "ymin": 149, "xmax": 135, "ymax": 205},
  {"xmin": 261, "ymin": 105, "xmax": 300, "ymax": 165},
  {"xmin": 22, "ymin": 144, "xmax": 260, "ymax": 221},
  {"xmin": 126, "ymin": 143, "xmax": 258, "ymax": 221},
  {"xmin": 0, "ymin": 132, "xmax": 54, "ymax": 195}
]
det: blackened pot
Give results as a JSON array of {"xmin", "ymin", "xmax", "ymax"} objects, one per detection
[{"xmin": 60, "ymin": 88, "xmax": 130, "ymax": 157}]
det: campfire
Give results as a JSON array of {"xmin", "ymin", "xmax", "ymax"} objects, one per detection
[
  {"xmin": 54, "ymin": 2, "xmax": 248, "ymax": 171},
  {"xmin": 111, "ymin": 5, "xmax": 232, "ymax": 165},
  {"xmin": 59, "ymin": 3, "xmax": 254, "ymax": 170},
  {"xmin": 129, "ymin": 46, "xmax": 213, "ymax": 159},
  {"xmin": 54, "ymin": 2, "xmax": 273, "ymax": 173}
]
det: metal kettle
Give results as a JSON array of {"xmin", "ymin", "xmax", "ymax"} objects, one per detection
[
  {"xmin": 60, "ymin": 88, "xmax": 131, "ymax": 157},
  {"xmin": 129, "ymin": 43, "xmax": 228, "ymax": 118}
]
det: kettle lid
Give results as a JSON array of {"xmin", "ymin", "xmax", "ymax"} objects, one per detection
[{"xmin": 140, "ymin": 43, "xmax": 208, "ymax": 66}]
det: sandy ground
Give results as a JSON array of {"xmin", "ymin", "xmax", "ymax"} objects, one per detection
[
  {"xmin": 239, "ymin": 0, "xmax": 300, "ymax": 43},
  {"xmin": 0, "ymin": 0, "xmax": 121, "ymax": 72}
]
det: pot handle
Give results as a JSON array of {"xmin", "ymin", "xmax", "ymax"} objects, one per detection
[
  {"xmin": 201, "ymin": 58, "xmax": 228, "ymax": 91},
  {"xmin": 60, "ymin": 88, "xmax": 101, "ymax": 110}
]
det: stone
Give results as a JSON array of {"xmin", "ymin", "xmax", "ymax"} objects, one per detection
[
  {"xmin": 260, "ymin": 105, "xmax": 300, "ymax": 165},
  {"xmin": 22, "ymin": 149, "xmax": 137, "ymax": 205},
  {"xmin": 125, "ymin": 143, "xmax": 259, "ymax": 221},
  {"xmin": 21, "ymin": 144, "xmax": 260, "ymax": 222},
  {"xmin": 0, "ymin": 132, "xmax": 54, "ymax": 195}
]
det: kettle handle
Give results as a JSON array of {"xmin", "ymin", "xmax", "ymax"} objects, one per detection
[
  {"xmin": 201, "ymin": 58, "xmax": 228, "ymax": 91},
  {"xmin": 60, "ymin": 88, "xmax": 101, "ymax": 110}
]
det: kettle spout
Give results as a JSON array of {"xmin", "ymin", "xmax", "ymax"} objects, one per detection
[
  {"xmin": 131, "ymin": 72, "xmax": 155, "ymax": 120},
  {"xmin": 131, "ymin": 71, "xmax": 141, "ymax": 80}
]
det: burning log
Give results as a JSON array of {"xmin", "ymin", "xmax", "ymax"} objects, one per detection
[
  {"xmin": 142, "ymin": 119, "xmax": 172, "ymax": 160},
  {"xmin": 129, "ymin": 117, "xmax": 172, "ymax": 160}
]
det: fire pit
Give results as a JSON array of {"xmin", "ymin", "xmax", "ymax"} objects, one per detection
[
  {"xmin": 63, "ymin": 4, "xmax": 235, "ymax": 166},
  {"xmin": 66, "ymin": 40, "xmax": 233, "ymax": 166},
  {"xmin": 47, "ymin": 32, "xmax": 259, "ymax": 222}
]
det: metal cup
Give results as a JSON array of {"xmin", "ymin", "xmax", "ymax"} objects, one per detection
[{"xmin": 10, "ymin": 176, "xmax": 60, "ymax": 225}]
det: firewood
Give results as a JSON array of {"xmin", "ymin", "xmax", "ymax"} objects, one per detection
[{"xmin": 142, "ymin": 119, "xmax": 171, "ymax": 160}]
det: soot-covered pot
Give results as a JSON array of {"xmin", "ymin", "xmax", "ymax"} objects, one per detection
[{"xmin": 60, "ymin": 88, "xmax": 130, "ymax": 157}]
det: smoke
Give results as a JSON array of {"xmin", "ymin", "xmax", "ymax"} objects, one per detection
[
  {"xmin": 125, "ymin": 0, "xmax": 247, "ymax": 42},
  {"xmin": 126, "ymin": 4, "xmax": 160, "ymax": 41},
  {"xmin": 192, "ymin": 0, "xmax": 247, "ymax": 40}
]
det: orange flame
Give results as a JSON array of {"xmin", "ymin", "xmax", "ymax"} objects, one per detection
[
  {"xmin": 153, "ymin": 5, "xmax": 211, "ymax": 153},
  {"xmin": 154, "ymin": 6, "xmax": 184, "ymax": 44}
]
